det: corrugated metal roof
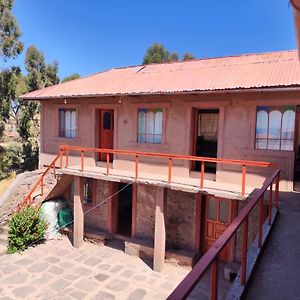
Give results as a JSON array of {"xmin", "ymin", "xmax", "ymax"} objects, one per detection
[{"xmin": 21, "ymin": 50, "xmax": 300, "ymax": 100}]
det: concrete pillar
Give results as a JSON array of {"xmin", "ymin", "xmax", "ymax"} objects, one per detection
[
  {"xmin": 131, "ymin": 184, "xmax": 137, "ymax": 237},
  {"xmin": 108, "ymin": 182, "xmax": 118, "ymax": 234},
  {"xmin": 73, "ymin": 176, "xmax": 84, "ymax": 248},
  {"xmin": 194, "ymin": 193, "xmax": 202, "ymax": 252},
  {"xmin": 153, "ymin": 186, "xmax": 167, "ymax": 272}
]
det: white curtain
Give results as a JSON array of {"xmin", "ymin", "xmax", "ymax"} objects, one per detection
[{"xmin": 154, "ymin": 111, "xmax": 162, "ymax": 143}]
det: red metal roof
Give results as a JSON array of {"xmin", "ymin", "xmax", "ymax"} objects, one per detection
[{"xmin": 21, "ymin": 50, "xmax": 300, "ymax": 100}]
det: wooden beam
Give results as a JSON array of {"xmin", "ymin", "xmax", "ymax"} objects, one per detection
[
  {"xmin": 153, "ymin": 186, "xmax": 167, "ymax": 272},
  {"xmin": 73, "ymin": 176, "xmax": 84, "ymax": 248}
]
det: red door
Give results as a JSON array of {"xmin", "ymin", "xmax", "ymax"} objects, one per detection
[
  {"xmin": 99, "ymin": 110, "xmax": 114, "ymax": 161},
  {"xmin": 204, "ymin": 196, "xmax": 232, "ymax": 262}
]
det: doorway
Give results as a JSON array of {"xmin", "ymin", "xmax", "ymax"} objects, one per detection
[
  {"xmin": 193, "ymin": 109, "xmax": 219, "ymax": 173},
  {"xmin": 99, "ymin": 110, "xmax": 114, "ymax": 162},
  {"xmin": 204, "ymin": 196, "xmax": 233, "ymax": 262},
  {"xmin": 294, "ymin": 106, "xmax": 300, "ymax": 191},
  {"xmin": 117, "ymin": 183, "xmax": 132, "ymax": 237}
]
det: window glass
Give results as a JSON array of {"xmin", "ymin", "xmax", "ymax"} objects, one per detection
[
  {"xmin": 103, "ymin": 112, "xmax": 111, "ymax": 129},
  {"xmin": 59, "ymin": 109, "xmax": 76, "ymax": 138},
  {"xmin": 137, "ymin": 108, "xmax": 163, "ymax": 144},
  {"xmin": 207, "ymin": 197, "xmax": 217, "ymax": 220},
  {"xmin": 219, "ymin": 200, "xmax": 229, "ymax": 223},
  {"xmin": 255, "ymin": 106, "xmax": 296, "ymax": 151},
  {"xmin": 83, "ymin": 178, "xmax": 93, "ymax": 205}
]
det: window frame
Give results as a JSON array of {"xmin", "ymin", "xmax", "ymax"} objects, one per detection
[
  {"xmin": 59, "ymin": 108, "xmax": 77, "ymax": 139},
  {"xmin": 136, "ymin": 107, "xmax": 166, "ymax": 145},
  {"xmin": 82, "ymin": 178, "xmax": 96, "ymax": 207},
  {"xmin": 255, "ymin": 105, "xmax": 296, "ymax": 152}
]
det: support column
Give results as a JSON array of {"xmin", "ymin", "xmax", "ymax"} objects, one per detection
[
  {"xmin": 73, "ymin": 176, "xmax": 84, "ymax": 248},
  {"xmin": 194, "ymin": 193, "xmax": 202, "ymax": 252},
  {"xmin": 131, "ymin": 184, "xmax": 137, "ymax": 237},
  {"xmin": 153, "ymin": 186, "xmax": 167, "ymax": 272}
]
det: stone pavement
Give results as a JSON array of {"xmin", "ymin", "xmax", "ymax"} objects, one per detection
[
  {"xmin": 0, "ymin": 236, "xmax": 190, "ymax": 299},
  {"xmin": 245, "ymin": 192, "xmax": 300, "ymax": 300}
]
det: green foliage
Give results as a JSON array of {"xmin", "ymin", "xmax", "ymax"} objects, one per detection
[
  {"xmin": 183, "ymin": 53, "xmax": 195, "ymax": 61},
  {"xmin": 62, "ymin": 73, "xmax": 80, "ymax": 83},
  {"xmin": 5, "ymin": 141, "xmax": 23, "ymax": 169},
  {"xmin": 7, "ymin": 206, "xmax": 46, "ymax": 254},
  {"xmin": 0, "ymin": 145, "xmax": 12, "ymax": 180},
  {"xmin": 143, "ymin": 43, "xmax": 195, "ymax": 64},
  {"xmin": 0, "ymin": 0, "xmax": 23, "ymax": 60}
]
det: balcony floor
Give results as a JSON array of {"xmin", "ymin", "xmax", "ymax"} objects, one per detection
[{"xmin": 60, "ymin": 165, "xmax": 255, "ymax": 200}]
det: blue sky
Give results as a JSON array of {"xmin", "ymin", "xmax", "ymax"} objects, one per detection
[{"xmin": 2, "ymin": 0, "xmax": 296, "ymax": 79}]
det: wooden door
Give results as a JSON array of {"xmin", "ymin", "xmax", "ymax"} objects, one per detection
[
  {"xmin": 99, "ymin": 110, "xmax": 114, "ymax": 161},
  {"xmin": 204, "ymin": 196, "xmax": 232, "ymax": 262}
]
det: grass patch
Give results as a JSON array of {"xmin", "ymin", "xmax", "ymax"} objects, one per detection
[{"xmin": 0, "ymin": 172, "xmax": 16, "ymax": 197}]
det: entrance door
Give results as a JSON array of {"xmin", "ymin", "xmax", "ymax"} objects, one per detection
[
  {"xmin": 99, "ymin": 110, "xmax": 114, "ymax": 161},
  {"xmin": 204, "ymin": 196, "xmax": 232, "ymax": 262},
  {"xmin": 193, "ymin": 109, "xmax": 219, "ymax": 173},
  {"xmin": 294, "ymin": 106, "xmax": 300, "ymax": 191},
  {"xmin": 117, "ymin": 183, "xmax": 132, "ymax": 237}
]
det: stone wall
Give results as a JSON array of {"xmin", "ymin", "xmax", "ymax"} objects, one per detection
[
  {"xmin": 136, "ymin": 184, "xmax": 156, "ymax": 239},
  {"xmin": 166, "ymin": 190, "xmax": 195, "ymax": 251}
]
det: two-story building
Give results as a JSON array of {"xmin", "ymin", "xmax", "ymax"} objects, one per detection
[{"xmin": 21, "ymin": 49, "xmax": 300, "ymax": 271}]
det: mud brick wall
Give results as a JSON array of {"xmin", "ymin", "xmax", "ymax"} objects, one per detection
[
  {"xmin": 166, "ymin": 190, "xmax": 195, "ymax": 251},
  {"xmin": 136, "ymin": 184, "xmax": 156, "ymax": 239}
]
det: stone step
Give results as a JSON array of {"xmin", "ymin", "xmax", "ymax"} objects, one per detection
[
  {"xmin": 0, "ymin": 237, "xmax": 8, "ymax": 246},
  {"xmin": 0, "ymin": 244, "xmax": 6, "ymax": 256},
  {"xmin": 0, "ymin": 226, "xmax": 9, "ymax": 235}
]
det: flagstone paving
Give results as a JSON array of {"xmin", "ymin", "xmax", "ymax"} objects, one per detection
[{"xmin": 0, "ymin": 236, "xmax": 190, "ymax": 299}]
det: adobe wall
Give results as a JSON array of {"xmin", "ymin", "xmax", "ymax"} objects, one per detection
[{"xmin": 40, "ymin": 91, "xmax": 300, "ymax": 191}]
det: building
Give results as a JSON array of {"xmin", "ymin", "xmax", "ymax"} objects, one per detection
[{"xmin": 21, "ymin": 49, "xmax": 300, "ymax": 271}]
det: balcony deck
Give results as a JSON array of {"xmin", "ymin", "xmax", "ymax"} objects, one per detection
[{"xmin": 60, "ymin": 164, "xmax": 255, "ymax": 200}]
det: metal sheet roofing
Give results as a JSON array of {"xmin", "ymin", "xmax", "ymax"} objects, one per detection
[{"xmin": 21, "ymin": 50, "xmax": 300, "ymax": 100}]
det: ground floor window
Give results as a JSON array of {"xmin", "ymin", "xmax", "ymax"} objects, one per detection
[
  {"xmin": 255, "ymin": 106, "xmax": 296, "ymax": 151},
  {"xmin": 83, "ymin": 178, "xmax": 94, "ymax": 206}
]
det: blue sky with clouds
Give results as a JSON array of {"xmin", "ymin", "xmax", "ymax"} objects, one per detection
[{"xmin": 2, "ymin": 0, "xmax": 296, "ymax": 79}]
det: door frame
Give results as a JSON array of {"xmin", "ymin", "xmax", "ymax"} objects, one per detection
[{"xmin": 293, "ymin": 106, "xmax": 300, "ymax": 189}]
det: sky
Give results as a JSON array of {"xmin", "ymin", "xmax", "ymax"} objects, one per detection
[{"xmin": 2, "ymin": 0, "xmax": 297, "ymax": 79}]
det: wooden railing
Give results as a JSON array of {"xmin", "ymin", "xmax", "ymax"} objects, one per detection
[
  {"xmin": 18, "ymin": 154, "xmax": 61, "ymax": 210},
  {"xmin": 59, "ymin": 145, "xmax": 276, "ymax": 196},
  {"xmin": 167, "ymin": 168, "xmax": 280, "ymax": 300}
]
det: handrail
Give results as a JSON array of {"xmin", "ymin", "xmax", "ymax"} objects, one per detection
[
  {"xmin": 59, "ymin": 145, "xmax": 276, "ymax": 196},
  {"xmin": 167, "ymin": 168, "xmax": 280, "ymax": 300},
  {"xmin": 18, "ymin": 154, "xmax": 61, "ymax": 210}
]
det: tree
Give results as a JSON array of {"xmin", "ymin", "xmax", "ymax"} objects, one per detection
[
  {"xmin": 143, "ymin": 43, "xmax": 179, "ymax": 64},
  {"xmin": 143, "ymin": 43, "xmax": 196, "ymax": 64},
  {"xmin": 0, "ymin": 0, "xmax": 23, "ymax": 60},
  {"xmin": 62, "ymin": 73, "xmax": 80, "ymax": 83},
  {"xmin": 183, "ymin": 53, "xmax": 195, "ymax": 61}
]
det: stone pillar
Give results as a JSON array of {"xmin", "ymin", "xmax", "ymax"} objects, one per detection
[
  {"xmin": 194, "ymin": 193, "xmax": 202, "ymax": 252},
  {"xmin": 131, "ymin": 184, "xmax": 137, "ymax": 237},
  {"xmin": 153, "ymin": 186, "xmax": 167, "ymax": 272},
  {"xmin": 73, "ymin": 176, "xmax": 84, "ymax": 248}
]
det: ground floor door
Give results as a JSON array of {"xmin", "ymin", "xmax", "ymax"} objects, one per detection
[
  {"xmin": 192, "ymin": 108, "xmax": 219, "ymax": 173},
  {"xmin": 204, "ymin": 196, "xmax": 233, "ymax": 262},
  {"xmin": 116, "ymin": 183, "xmax": 133, "ymax": 237},
  {"xmin": 99, "ymin": 110, "xmax": 114, "ymax": 162}
]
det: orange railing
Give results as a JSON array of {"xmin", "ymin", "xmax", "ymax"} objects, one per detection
[
  {"xmin": 59, "ymin": 145, "xmax": 276, "ymax": 196},
  {"xmin": 167, "ymin": 168, "xmax": 280, "ymax": 300},
  {"xmin": 18, "ymin": 154, "xmax": 61, "ymax": 210}
]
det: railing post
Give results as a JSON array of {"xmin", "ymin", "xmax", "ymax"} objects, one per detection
[
  {"xmin": 275, "ymin": 174, "xmax": 280, "ymax": 210},
  {"xmin": 168, "ymin": 158, "xmax": 172, "ymax": 185},
  {"xmin": 106, "ymin": 153, "xmax": 110, "ymax": 176},
  {"xmin": 200, "ymin": 161, "xmax": 205, "ymax": 189},
  {"xmin": 268, "ymin": 183, "xmax": 273, "ymax": 225},
  {"xmin": 258, "ymin": 196, "xmax": 263, "ymax": 249},
  {"xmin": 210, "ymin": 257, "xmax": 219, "ymax": 300},
  {"xmin": 241, "ymin": 216, "xmax": 248, "ymax": 286},
  {"xmin": 59, "ymin": 148, "xmax": 63, "ymax": 169},
  {"xmin": 40, "ymin": 178, "xmax": 44, "ymax": 197},
  {"xmin": 242, "ymin": 165, "xmax": 246, "ymax": 196},
  {"xmin": 66, "ymin": 148, "xmax": 69, "ymax": 168},
  {"xmin": 81, "ymin": 150, "xmax": 84, "ymax": 172},
  {"xmin": 135, "ymin": 155, "xmax": 138, "ymax": 180}
]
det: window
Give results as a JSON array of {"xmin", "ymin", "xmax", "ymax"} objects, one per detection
[
  {"xmin": 255, "ymin": 106, "xmax": 296, "ymax": 151},
  {"xmin": 83, "ymin": 178, "xmax": 94, "ymax": 206},
  {"xmin": 137, "ymin": 108, "xmax": 163, "ymax": 144},
  {"xmin": 59, "ymin": 109, "xmax": 76, "ymax": 138}
]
